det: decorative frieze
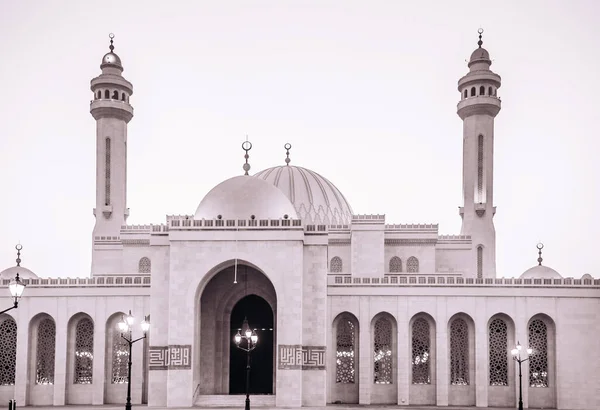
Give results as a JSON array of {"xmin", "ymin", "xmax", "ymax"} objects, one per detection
[
  {"xmin": 278, "ymin": 344, "xmax": 325, "ymax": 370},
  {"xmin": 385, "ymin": 238, "xmax": 437, "ymax": 246},
  {"xmin": 328, "ymin": 238, "xmax": 351, "ymax": 245},
  {"xmin": 149, "ymin": 344, "xmax": 191, "ymax": 370},
  {"xmin": 121, "ymin": 239, "xmax": 150, "ymax": 246}
]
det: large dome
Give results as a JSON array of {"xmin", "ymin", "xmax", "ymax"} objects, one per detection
[
  {"xmin": 254, "ymin": 165, "xmax": 353, "ymax": 225},
  {"xmin": 520, "ymin": 265, "xmax": 562, "ymax": 280},
  {"xmin": 0, "ymin": 266, "xmax": 38, "ymax": 280},
  {"xmin": 194, "ymin": 175, "xmax": 298, "ymax": 220}
]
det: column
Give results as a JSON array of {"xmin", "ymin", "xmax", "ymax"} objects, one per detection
[
  {"xmin": 435, "ymin": 298, "xmax": 448, "ymax": 406},
  {"xmin": 475, "ymin": 298, "xmax": 488, "ymax": 407},
  {"xmin": 53, "ymin": 298, "xmax": 68, "ymax": 405},
  {"xmin": 92, "ymin": 298, "xmax": 107, "ymax": 405},
  {"xmin": 396, "ymin": 297, "xmax": 409, "ymax": 405},
  {"xmin": 14, "ymin": 305, "xmax": 29, "ymax": 405},
  {"xmin": 358, "ymin": 296, "xmax": 371, "ymax": 404}
]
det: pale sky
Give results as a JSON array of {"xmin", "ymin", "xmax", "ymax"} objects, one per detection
[{"xmin": 0, "ymin": 1, "xmax": 598, "ymax": 279}]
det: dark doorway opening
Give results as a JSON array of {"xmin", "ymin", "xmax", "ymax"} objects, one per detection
[{"xmin": 229, "ymin": 294, "xmax": 274, "ymax": 394}]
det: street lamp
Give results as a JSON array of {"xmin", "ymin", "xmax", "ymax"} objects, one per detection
[
  {"xmin": 117, "ymin": 310, "xmax": 150, "ymax": 410},
  {"xmin": 0, "ymin": 273, "xmax": 26, "ymax": 315},
  {"xmin": 511, "ymin": 341, "xmax": 533, "ymax": 410},
  {"xmin": 234, "ymin": 317, "xmax": 258, "ymax": 410}
]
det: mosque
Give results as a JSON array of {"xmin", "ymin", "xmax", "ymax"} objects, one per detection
[{"xmin": 0, "ymin": 31, "xmax": 598, "ymax": 410}]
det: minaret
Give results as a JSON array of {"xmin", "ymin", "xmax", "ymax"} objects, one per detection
[
  {"xmin": 457, "ymin": 29, "xmax": 501, "ymax": 278},
  {"xmin": 90, "ymin": 34, "xmax": 133, "ymax": 273}
]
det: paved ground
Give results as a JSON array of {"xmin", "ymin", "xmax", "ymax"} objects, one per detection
[{"xmin": 6, "ymin": 405, "xmax": 573, "ymax": 410}]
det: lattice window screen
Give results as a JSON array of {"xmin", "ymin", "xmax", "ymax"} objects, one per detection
[
  {"xmin": 0, "ymin": 318, "xmax": 17, "ymax": 386},
  {"xmin": 407, "ymin": 256, "xmax": 419, "ymax": 273},
  {"xmin": 330, "ymin": 256, "xmax": 343, "ymax": 273},
  {"xmin": 389, "ymin": 257, "xmax": 402, "ymax": 273},
  {"xmin": 528, "ymin": 319, "xmax": 549, "ymax": 387},
  {"xmin": 111, "ymin": 324, "xmax": 129, "ymax": 384},
  {"xmin": 336, "ymin": 319, "xmax": 355, "ymax": 383},
  {"xmin": 411, "ymin": 318, "xmax": 431, "ymax": 384},
  {"xmin": 488, "ymin": 318, "xmax": 508, "ymax": 386},
  {"xmin": 74, "ymin": 318, "xmax": 94, "ymax": 384},
  {"xmin": 450, "ymin": 318, "xmax": 469, "ymax": 385},
  {"xmin": 138, "ymin": 257, "xmax": 151, "ymax": 273},
  {"xmin": 373, "ymin": 317, "xmax": 393, "ymax": 384},
  {"xmin": 36, "ymin": 318, "xmax": 56, "ymax": 385}
]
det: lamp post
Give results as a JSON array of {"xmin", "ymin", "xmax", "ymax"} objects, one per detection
[
  {"xmin": 234, "ymin": 317, "xmax": 258, "ymax": 410},
  {"xmin": 511, "ymin": 341, "xmax": 533, "ymax": 410},
  {"xmin": 0, "ymin": 273, "xmax": 26, "ymax": 315},
  {"xmin": 117, "ymin": 310, "xmax": 150, "ymax": 410}
]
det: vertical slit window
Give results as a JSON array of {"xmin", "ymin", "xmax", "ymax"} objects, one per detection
[
  {"xmin": 477, "ymin": 135, "xmax": 484, "ymax": 202},
  {"xmin": 477, "ymin": 245, "xmax": 483, "ymax": 278},
  {"xmin": 0, "ymin": 318, "xmax": 17, "ymax": 385},
  {"xmin": 105, "ymin": 137, "xmax": 111, "ymax": 206}
]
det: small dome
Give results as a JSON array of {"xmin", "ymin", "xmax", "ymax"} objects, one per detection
[
  {"xmin": 469, "ymin": 47, "xmax": 491, "ymax": 66},
  {"xmin": 254, "ymin": 165, "xmax": 353, "ymax": 225},
  {"xmin": 101, "ymin": 52, "xmax": 122, "ymax": 69},
  {"xmin": 0, "ymin": 265, "xmax": 38, "ymax": 280},
  {"xmin": 520, "ymin": 265, "xmax": 562, "ymax": 280},
  {"xmin": 194, "ymin": 175, "xmax": 298, "ymax": 220}
]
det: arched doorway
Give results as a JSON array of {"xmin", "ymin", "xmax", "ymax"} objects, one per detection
[
  {"xmin": 229, "ymin": 295, "xmax": 274, "ymax": 394},
  {"xmin": 197, "ymin": 263, "xmax": 277, "ymax": 396}
]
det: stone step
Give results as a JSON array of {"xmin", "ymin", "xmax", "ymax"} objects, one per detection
[{"xmin": 195, "ymin": 395, "xmax": 276, "ymax": 407}]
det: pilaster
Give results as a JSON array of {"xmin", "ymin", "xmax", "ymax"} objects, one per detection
[
  {"xmin": 92, "ymin": 298, "xmax": 106, "ymax": 405},
  {"xmin": 358, "ymin": 296, "xmax": 371, "ymax": 404},
  {"xmin": 396, "ymin": 297, "xmax": 409, "ymax": 405},
  {"xmin": 435, "ymin": 298, "xmax": 448, "ymax": 406},
  {"xmin": 53, "ymin": 297, "xmax": 68, "ymax": 405},
  {"xmin": 475, "ymin": 298, "xmax": 488, "ymax": 407}
]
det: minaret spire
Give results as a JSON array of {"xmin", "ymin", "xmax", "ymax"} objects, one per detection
[
  {"xmin": 457, "ymin": 29, "xmax": 502, "ymax": 279},
  {"xmin": 242, "ymin": 138, "xmax": 252, "ymax": 175}
]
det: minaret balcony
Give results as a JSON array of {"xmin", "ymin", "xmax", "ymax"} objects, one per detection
[
  {"xmin": 457, "ymin": 96, "xmax": 501, "ymax": 119},
  {"xmin": 90, "ymin": 99, "xmax": 134, "ymax": 122}
]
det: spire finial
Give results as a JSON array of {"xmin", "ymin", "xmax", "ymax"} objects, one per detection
[
  {"xmin": 284, "ymin": 143, "xmax": 292, "ymax": 166},
  {"xmin": 109, "ymin": 33, "xmax": 115, "ymax": 52},
  {"xmin": 477, "ymin": 28, "xmax": 484, "ymax": 48},
  {"xmin": 242, "ymin": 136, "xmax": 252, "ymax": 175},
  {"xmin": 536, "ymin": 242, "xmax": 544, "ymax": 266},
  {"xmin": 15, "ymin": 243, "xmax": 22, "ymax": 267}
]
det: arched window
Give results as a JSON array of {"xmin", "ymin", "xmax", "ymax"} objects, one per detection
[
  {"xmin": 138, "ymin": 257, "xmax": 151, "ymax": 273},
  {"xmin": 528, "ymin": 319, "xmax": 548, "ymax": 387},
  {"xmin": 477, "ymin": 245, "xmax": 483, "ymax": 279},
  {"xmin": 463, "ymin": 89, "xmax": 467, "ymax": 99},
  {"xmin": 488, "ymin": 318, "xmax": 508, "ymax": 386},
  {"xmin": 488, "ymin": 86, "xmax": 493, "ymax": 96},
  {"xmin": 96, "ymin": 91, "xmax": 101, "ymax": 100},
  {"xmin": 112, "ymin": 90, "xmax": 119, "ymax": 99},
  {"xmin": 373, "ymin": 317, "xmax": 392, "ymax": 384},
  {"xmin": 36, "ymin": 318, "xmax": 56, "ymax": 385},
  {"xmin": 412, "ymin": 318, "xmax": 430, "ymax": 384},
  {"xmin": 477, "ymin": 135, "xmax": 484, "ymax": 202},
  {"xmin": 389, "ymin": 257, "xmax": 402, "ymax": 273},
  {"xmin": 0, "ymin": 317, "xmax": 17, "ymax": 385},
  {"xmin": 480, "ymin": 85, "xmax": 486, "ymax": 95},
  {"xmin": 104, "ymin": 89, "xmax": 110, "ymax": 99},
  {"xmin": 121, "ymin": 92, "xmax": 126, "ymax": 101},
  {"xmin": 470, "ymin": 87, "xmax": 476, "ymax": 97},
  {"xmin": 111, "ymin": 322, "xmax": 129, "ymax": 384},
  {"xmin": 407, "ymin": 256, "xmax": 419, "ymax": 273},
  {"xmin": 330, "ymin": 256, "xmax": 342, "ymax": 273},
  {"xmin": 336, "ymin": 318, "xmax": 356, "ymax": 383},
  {"xmin": 450, "ymin": 318, "xmax": 469, "ymax": 385},
  {"xmin": 74, "ymin": 318, "xmax": 94, "ymax": 384},
  {"xmin": 105, "ymin": 137, "xmax": 111, "ymax": 206}
]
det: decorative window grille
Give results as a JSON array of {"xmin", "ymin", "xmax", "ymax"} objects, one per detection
[
  {"xmin": 450, "ymin": 318, "xmax": 469, "ymax": 385},
  {"xmin": 528, "ymin": 319, "xmax": 548, "ymax": 387},
  {"xmin": 36, "ymin": 318, "xmax": 56, "ymax": 385},
  {"xmin": 411, "ymin": 318, "xmax": 430, "ymax": 384},
  {"xmin": 138, "ymin": 257, "xmax": 151, "ymax": 273},
  {"xmin": 336, "ymin": 319, "xmax": 355, "ymax": 383},
  {"xmin": 488, "ymin": 318, "xmax": 508, "ymax": 386},
  {"xmin": 111, "ymin": 324, "xmax": 129, "ymax": 384},
  {"xmin": 389, "ymin": 257, "xmax": 402, "ymax": 273},
  {"xmin": 373, "ymin": 317, "xmax": 393, "ymax": 384},
  {"xmin": 407, "ymin": 256, "xmax": 419, "ymax": 273},
  {"xmin": 74, "ymin": 318, "xmax": 94, "ymax": 384},
  {"xmin": 105, "ymin": 137, "xmax": 111, "ymax": 206},
  {"xmin": 330, "ymin": 256, "xmax": 343, "ymax": 273},
  {"xmin": 477, "ymin": 135, "xmax": 484, "ymax": 202},
  {"xmin": 477, "ymin": 245, "xmax": 483, "ymax": 279},
  {"xmin": 0, "ymin": 318, "xmax": 17, "ymax": 386}
]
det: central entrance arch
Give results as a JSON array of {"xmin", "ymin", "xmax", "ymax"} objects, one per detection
[
  {"xmin": 229, "ymin": 295, "xmax": 274, "ymax": 394},
  {"xmin": 196, "ymin": 263, "xmax": 277, "ymax": 397}
]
